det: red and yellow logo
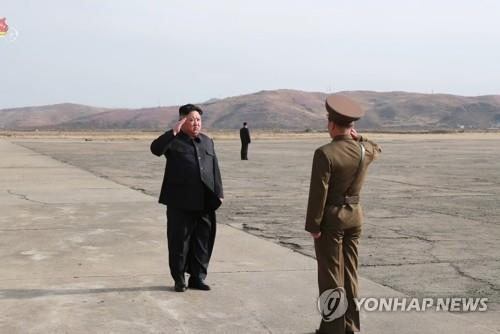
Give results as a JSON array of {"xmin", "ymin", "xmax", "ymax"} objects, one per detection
[{"xmin": 0, "ymin": 17, "xmax": 9, "ymax": 37}]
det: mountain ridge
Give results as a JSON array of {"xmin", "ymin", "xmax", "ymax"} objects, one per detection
[{"xmin": 1, "ymin": 90, "xmax": 499, "ymax": 131}]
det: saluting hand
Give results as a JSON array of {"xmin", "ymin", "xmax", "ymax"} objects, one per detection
[
  {"xmin": 173, "ymin": 117, "xmax": 186, "ymax": 136},
  {"xmin": 350, "ymin": 128, "xmax": 359, "ymax": 140}
]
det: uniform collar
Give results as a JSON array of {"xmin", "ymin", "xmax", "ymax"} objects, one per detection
[{"xmin": 333, "ymin": 134, "xmax": 353, "ymax": 141}]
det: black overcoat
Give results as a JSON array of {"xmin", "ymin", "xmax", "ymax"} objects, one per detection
[
  {"xmin": 240, "ymin": 127, "xmax": 251, "ymax": 144},
  {"xmin": 150, "ymin": 130, "xmax": 224, "ymax": 212}
]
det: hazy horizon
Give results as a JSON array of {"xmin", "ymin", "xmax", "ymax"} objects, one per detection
[{"xmin": 2, "ymin": 0, "xmax": 500, "ymax": 109}]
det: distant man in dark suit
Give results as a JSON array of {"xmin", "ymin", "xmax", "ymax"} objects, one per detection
[
  {"xmin": 151, "ymin": 104, "xmax": 224, "ymax": 292},
  {"xmin": 239, "ymin": 122, "xmax": 251, "ymax": 160}
]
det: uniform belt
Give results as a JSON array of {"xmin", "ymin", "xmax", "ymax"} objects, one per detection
[{"xmin": 330, "ymin": 195, "xmax": 360, "ymax": 206}]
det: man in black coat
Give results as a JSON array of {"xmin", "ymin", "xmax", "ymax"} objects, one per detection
[
  {"xmin": 150, "ymin": 104, "xmax": 224, "ymax": 292},
  {"xmin": 239, "ymin": 122, "xmax": 251, "ymax": 160}
]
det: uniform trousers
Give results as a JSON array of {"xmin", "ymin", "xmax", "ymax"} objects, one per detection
[
  {"xmin": 315, "ymin": 226, "xmax": 362, "ymax": 334},
  {"xmin": 166, "ymin": 208, "xmax": 215, "ymax": 284}
]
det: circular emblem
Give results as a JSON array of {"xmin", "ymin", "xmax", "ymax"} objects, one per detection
[{"xmin": 317, "ymin": 287, "xmax": 348, "ymax": 322}]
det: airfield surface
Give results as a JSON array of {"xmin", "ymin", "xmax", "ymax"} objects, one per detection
[{"xmin": 2, "ymin": 132, "xmax": 499, "ymax": 333}]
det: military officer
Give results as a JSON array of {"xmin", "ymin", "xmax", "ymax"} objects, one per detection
[{"xmin": 305, "ymin": 94, "xmax": 381, "ymax": 334}]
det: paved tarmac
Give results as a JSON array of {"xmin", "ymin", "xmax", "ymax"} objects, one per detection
[{"xmin": 0, "ymin": 139, "xmax": 498, "ymax": 334}]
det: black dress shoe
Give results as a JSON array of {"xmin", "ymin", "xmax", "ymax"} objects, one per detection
[
  {"xmin": 188, "ymin": 279, "xmax": 211, "ymax": 291},
  {"xmin": 174, "ymin": 282, "xmax": 187, "ymax": 292}
]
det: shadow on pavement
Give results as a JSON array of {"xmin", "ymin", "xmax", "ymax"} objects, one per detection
[{"xmin": 0, "ymin": 285, "xmax": 173, "ymax": 299}]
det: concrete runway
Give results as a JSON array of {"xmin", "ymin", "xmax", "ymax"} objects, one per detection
[{"xmin": 1, "ymin": 136, "xmax": 499, "ymax": 333}]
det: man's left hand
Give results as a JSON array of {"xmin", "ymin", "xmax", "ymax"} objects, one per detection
[{"xmin": 310, "ymin": 232, "xmax": 321, "ymax": 239}]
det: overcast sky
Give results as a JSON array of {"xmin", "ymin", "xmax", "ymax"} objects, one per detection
[{"xmin": 1, "ymin": 0, "xmax": 499, "ymax": 109}]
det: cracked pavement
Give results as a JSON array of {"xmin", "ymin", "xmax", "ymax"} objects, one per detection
[{"xmin": 10, "ymin": 134, "xmax": 500, "ymax": 331}]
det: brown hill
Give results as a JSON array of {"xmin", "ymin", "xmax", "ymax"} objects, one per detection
[
  {"xmin": 0, "ymin": 103, "xmax": 107, "ymax": 129},
  {"xmin": 58, "ymin": 106, "xmax": 179, "ymax": 130},
  {"xmin": 345, "ymin": 91, "xmax": 500, "ymax": 130},
  {"xmin": 1, "ymin": 90, "xmax": 500, "ymax": 131}
]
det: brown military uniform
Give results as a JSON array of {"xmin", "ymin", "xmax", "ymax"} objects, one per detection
[{"xmin": 305, "ymin": 134, "xmax": 381, "ymax": 333}]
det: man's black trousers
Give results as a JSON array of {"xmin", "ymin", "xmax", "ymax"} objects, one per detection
[
  {"xmin": 166, "ymin": 208, "xmax": 216, "ymax": 284},
  {"xmin": 241, "ymin": 143, "xmax": 249, "ymax": 160}
]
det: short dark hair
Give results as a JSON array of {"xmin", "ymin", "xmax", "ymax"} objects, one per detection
[
  {"xmin": 243, "ymin": 122, "xmax": 247, "ymax": 126},
  {"xmin": 179, "ymin": 104, "xmax": 203, "ymax": 116},
  {"xmin": 327, "ymin": 112, "xmax": 353, "ymax": 127}
]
